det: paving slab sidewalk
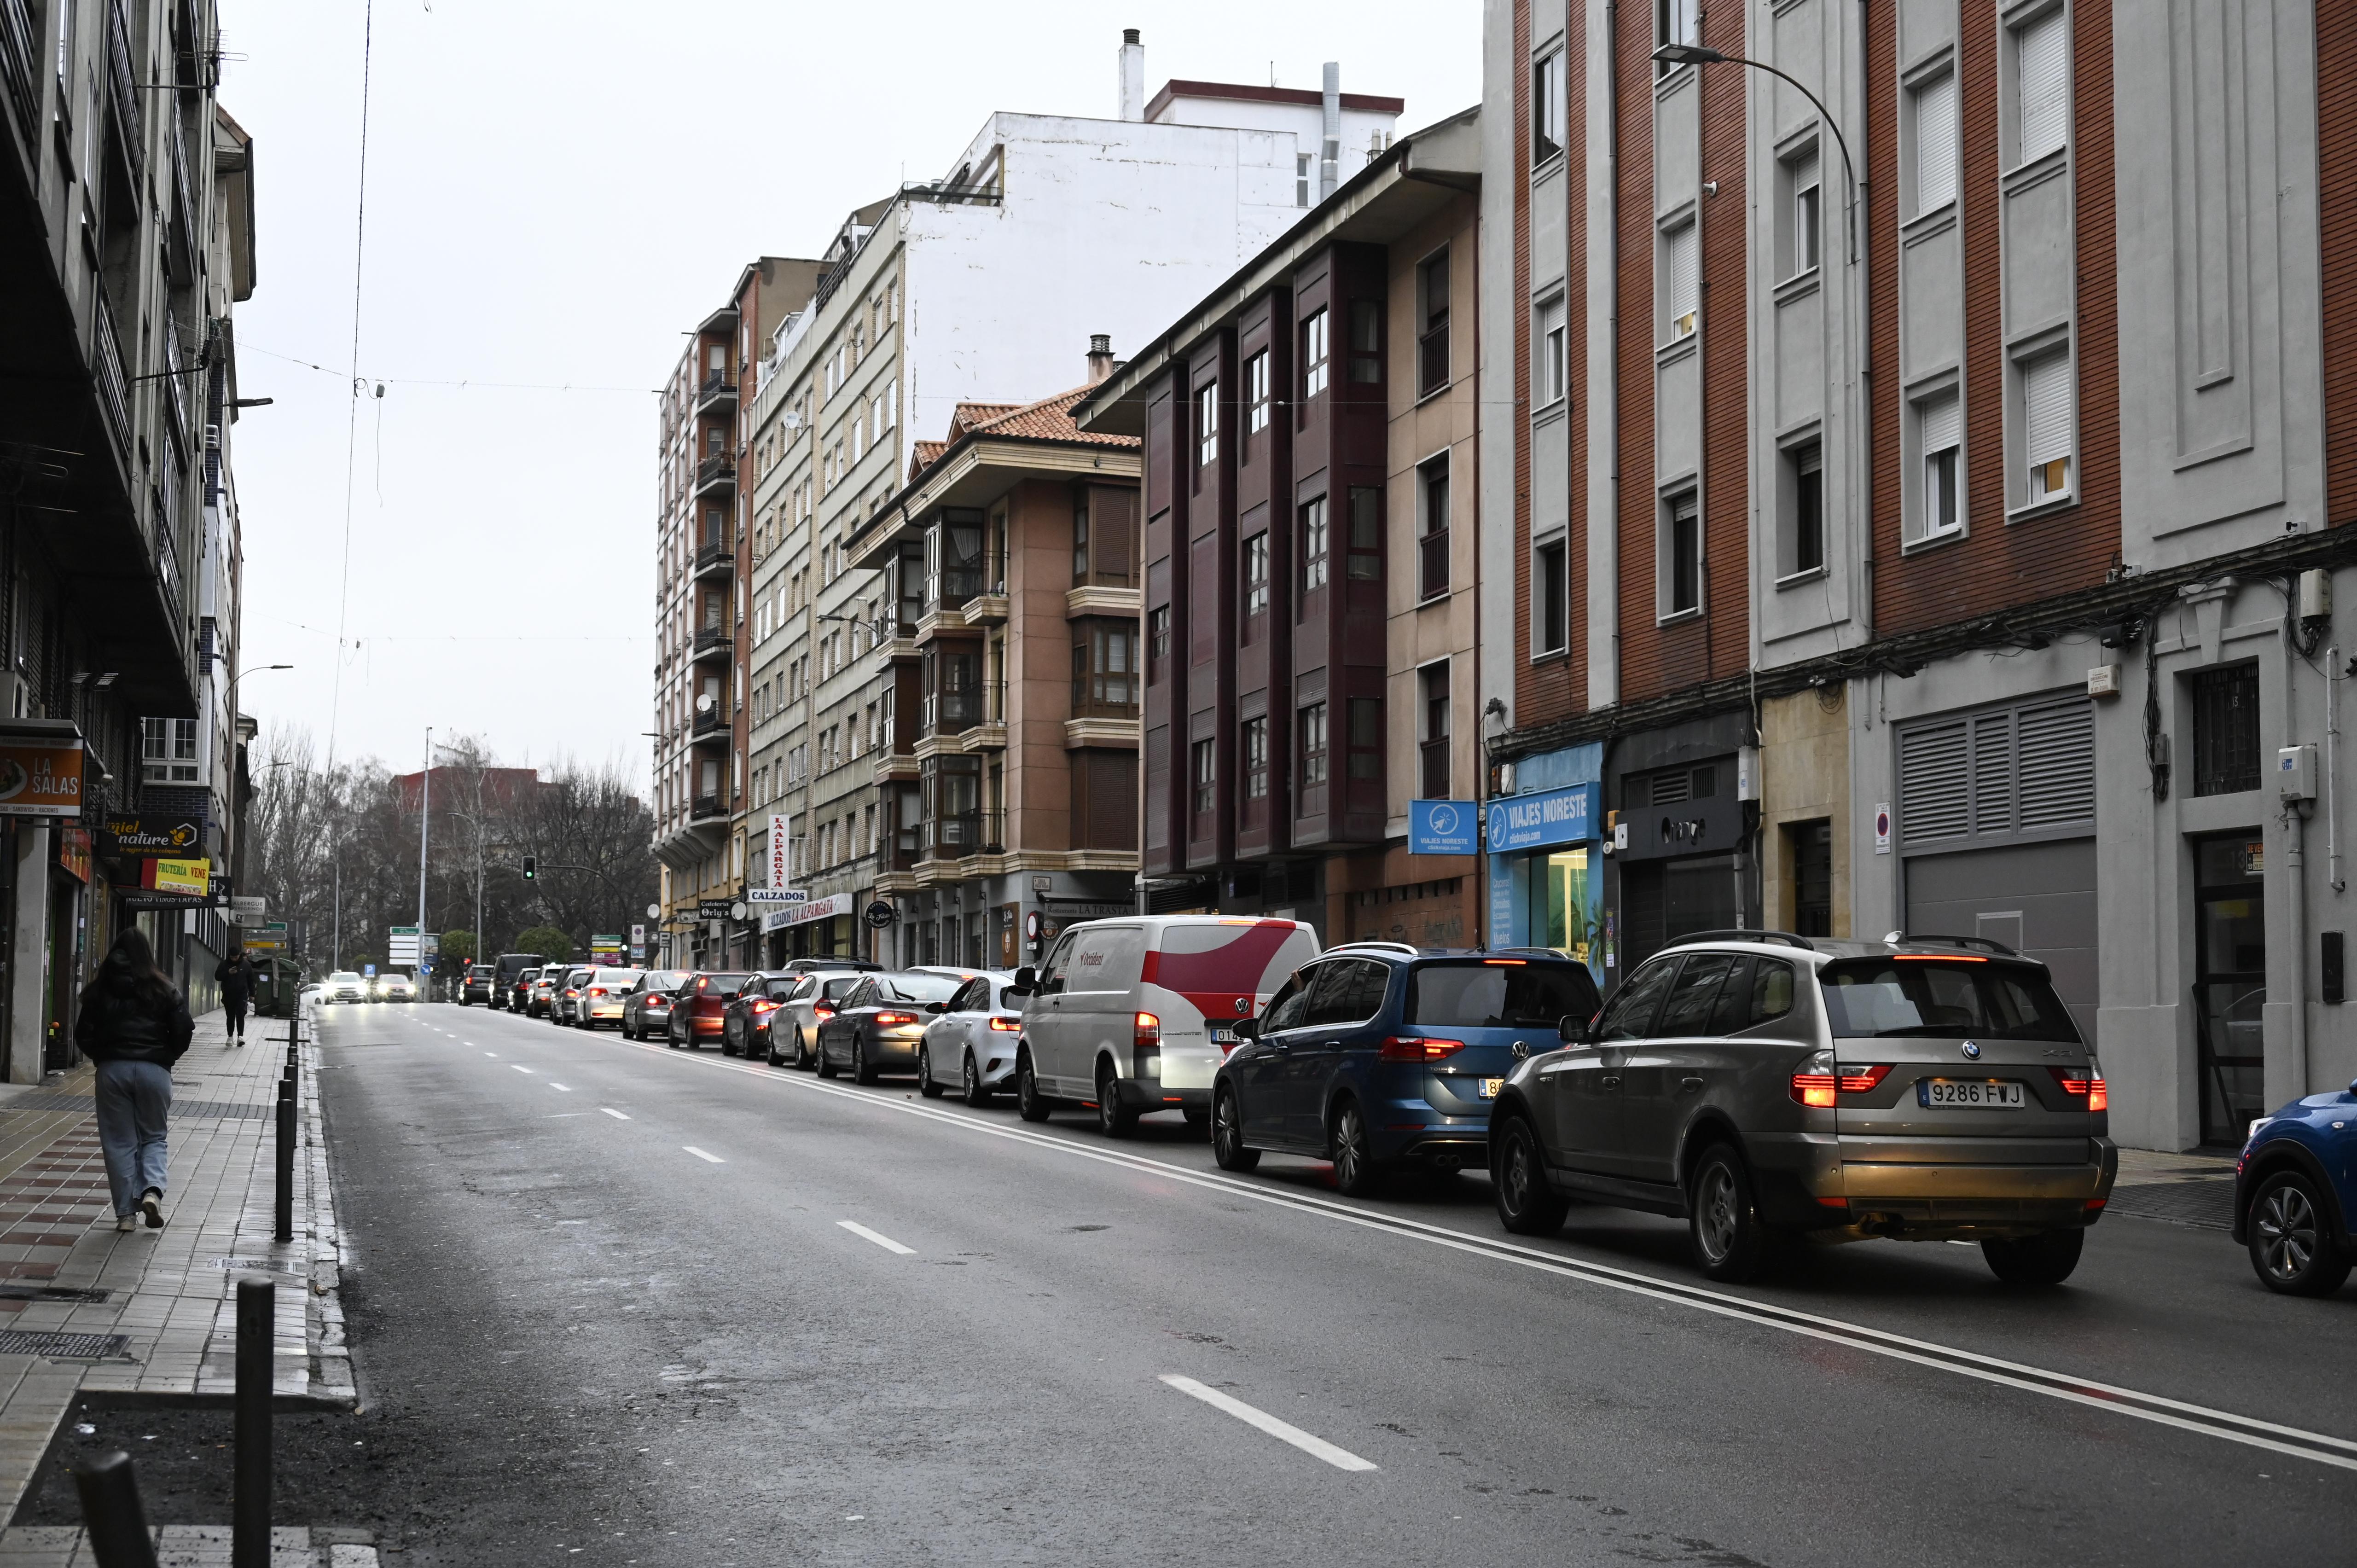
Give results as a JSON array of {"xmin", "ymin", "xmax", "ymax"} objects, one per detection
[{"xmin": 0, "ymin": 1008, "xmax": 355, "ymax": 1560}]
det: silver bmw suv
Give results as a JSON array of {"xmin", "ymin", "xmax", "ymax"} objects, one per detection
[{"xmin": 1487, "ymin": 931, "xmax": 2117, "ymax": 1285}]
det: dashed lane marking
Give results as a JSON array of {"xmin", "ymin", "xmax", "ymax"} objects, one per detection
[
  {"xmin": 599, "ymin": 1108, "xmax": 630, "ymax": 1120},
  {"xmin": 836, "ymin": 1220, "xmax": 916, "ymax": 1255},
  {"xmin": 1159, "ymin": 1375, "xmax": 1378, "ymax": 1472},
  {"xmin": 547, "ymin": 1082, "xmax": 571, "ymax": 1092},
  {"xmin": 511, "ymin": 1065, "xmax": 534, "ymax": 1074},
  {"xmin": 683, "ymin": 1146, "xmax": 725, "ymax": 1163}
]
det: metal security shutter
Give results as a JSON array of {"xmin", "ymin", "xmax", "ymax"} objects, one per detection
[
  {"xmin": 1916, "ymin": 71, "xmax": 1957, "ymax": 211},
  {"xmin": 1920, "ymin": 388, "xmax": 1960, "ymax": 456},
  {"xmin": 2017, "ymin": 7, "xmax": 2070, "ymax": 161},
  {"xmin": 1898, "ymin": 694, "xmax": 2094, "ymax": 851},
  {"xmin": 2024, "ymin": 349, "xmax": 2072, "ymax": 469},
  {"xmin": 1906, "ymin": 839, "xmax": 2099, "ymax": 1045},
  {"xmin": 1666, "ymin": 222, "xmax": 1698, "ymax": 333}
]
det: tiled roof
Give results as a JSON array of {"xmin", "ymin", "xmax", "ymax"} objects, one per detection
[
  {"xmin": 907, "ymin": 387, "xmax": 1140, "ymax": 483},
  {"xmin": 908, "ymin": 440, "xmax": 946, "ymax": 480},
  {"xmin": 946, "ymin": 402, "xmax": 1019, "ymax": 438}
]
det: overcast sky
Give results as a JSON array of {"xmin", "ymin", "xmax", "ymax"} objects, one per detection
[{"xmin": 216, "ymin": 0, "xmax": 1482, "ymax": 787}]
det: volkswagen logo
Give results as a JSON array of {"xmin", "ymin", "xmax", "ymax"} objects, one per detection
[
  {"xmin": 1511, "ymin": 1040, "xmax": 1530, "ymax": 1060},
  {"xmin": 1961, "ymin": 1040, "xmax": 1982, "ymax": 1060},
  {"xmin": 1233, "ymin": 997, "xmax": 1250, "ymax": 1015}
]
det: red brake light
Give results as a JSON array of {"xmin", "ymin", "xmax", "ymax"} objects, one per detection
[
  {"xmin": 1837, "ymin": 1064, "xmax": 1892, "ymax": 1094},
  {"xmin": 874, "ymin": 1010, "xmax": 918, "ymax": 1027},
  {"xmin": 1482, "ymin": 958, "xmax": 1527, "ymax": 965},
  {"xmin": 1378, "ymin": 1036, "xmax": 1465, "ymax": 1063},
  {"xmin": 814, "ymin": 1003, "xmax": 836, "ymax": 1019},
  {"xmin": 1134, "ymin": 1011, "xmax": 1161, "ymax": 1045},
  {"xmin": 988, "ymin": 1016, "xmax": 1021, "ymax": 1032},
  {"xmin": 1790, "ymin": 1072, "xmax": 1838, "ymax": 1108},
  {"xmin": 588, "ymin": 987, "xmax": 606, "ymax": 998},
  {"xmin": 751, "ymin": 999, "xmax": 777, "ymax": 1012},
  {"xmin": 2049, "ymin": 1067, "xmax": 2107, "ymax": 1111},
  {"xmin": 1893, "ymin": 953, "xmax": 1986, "ymax": 962}
]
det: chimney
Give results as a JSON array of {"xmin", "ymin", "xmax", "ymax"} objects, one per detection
[
  {"xmin": 1320, "ymin": 62, "xmax": 1341, "ymax": 200},
  {"xmin": 1086, "ymin": 334, "xmax": 1117, "ymax": 384},
  {"xmin": 1118, "ymin": 29, "xmax": 1145, "ymax": 122}
]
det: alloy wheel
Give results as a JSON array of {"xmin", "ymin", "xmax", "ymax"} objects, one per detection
[
  {"xmin": 1695, "ymin": 1162, "xmax": 1740, "ymax": 1264},
  {"xmin": 1332, "ymin": 1105, "xmax": 1369, "ymax": 1193},
  {"xmin": 2257, "ymin": 1184, "xmax": 2320, "ymax": 1281}
]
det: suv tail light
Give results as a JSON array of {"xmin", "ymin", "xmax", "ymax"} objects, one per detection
[
  {"xmin": 2049, "ymin": 1067, "xmax": 2108, "ymax": 1111},
  {"xmin": 1837, "ymin": 1064, "xmax": 1892, "ymax": 1094},
  {"xmin": 1378, "ymin": 1036, "xmax": 1465, "ymax": 1063},
  {"xmin": 873, "ymin": 1010, "xmax": 919, "ymax": 1027},
  {"xmin": 1134, "ymin": 1012, "xmax": 1161, "ymax": 1078},
  {"xmin": 1791, "ymin": 1072, "xmax": 1838, "ymax": 1108},
  {"xmin": 1792, "ymin": 1060, "xmax": 1891, "ymax": 1106}
]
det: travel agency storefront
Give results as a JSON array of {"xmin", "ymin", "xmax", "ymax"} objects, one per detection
[{"xmin": 1485, "ymin": 741, "xmax": 1603, "ymax": 981}]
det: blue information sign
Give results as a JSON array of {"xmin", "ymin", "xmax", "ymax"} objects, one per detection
[
  {"xmin": 1409, "ymin": 799, "xmax": 1480, "ymax": 856},
  {"xmin": 1486, "ymin": 783, "xmax": 1599, "ymax": 854}
]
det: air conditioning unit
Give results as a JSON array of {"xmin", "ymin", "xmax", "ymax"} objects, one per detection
[{"xmin": 204, "ymin": 424, "xmax": 221, "ymax": 452}]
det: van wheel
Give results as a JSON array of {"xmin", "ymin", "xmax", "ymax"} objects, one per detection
[
  {"xmin": 917, "ymin": 1047, "xmax": 945, "ymax": 1098},
  {"xmin": 2246, "ymin": 1170, "xmax": 2351, "ymax": 1295},
  {"xmin": 1492, "ymin": 1115, "xmax": 1567, "ymax": 1235},
  {"xmin": 1689, "ymin": 1144, "xmax": 1780, "ymax": 1283},
  {"xmin": 1983, "ymin": 1228, "xmax": 2087, "ymax": 1287},
  {"xmin": 962, "ymin": 1052, "xmax": 992, "ymax": 1109},
  {"xmin": 1095, "ymin": 1062, "xmax": 1139, "ymax": 1138},
  {"xmin": 1211, "ymin": 1086, "xmax": 1260, "ymax": 1171},
  {"xmin": 1330, "ymin": 1099, "xmax": 1382, "ymax": 1197},
  {"xmin": 1016, "ymin": 1055, "xmax": 1051, "ymax": 1122}
]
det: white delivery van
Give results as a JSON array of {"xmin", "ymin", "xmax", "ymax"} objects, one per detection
[{"xmin": 1010, "ymin": 915, "xmax": 1321, "ymax": 1137}]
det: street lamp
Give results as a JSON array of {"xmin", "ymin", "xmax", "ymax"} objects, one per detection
[{"xmin": 1652, "ymin": 43, "xmax": 1861, "ymax": 262}]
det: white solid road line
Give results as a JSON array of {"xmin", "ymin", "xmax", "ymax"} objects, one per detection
[
  {"xmin": 599, "ymin": 1108, "xmax": 630, "ymax": 1120},
  {"xmin": 511, "ymin": 1065, "xmax": 534, "ymax": 1074},
  {"xmin": 587, "ymin": 1033, "xmax": 2357, "ymax": 1475},
  {"xmin": 836, "ymin": 1220, "xmax": 916, "ymax": 1255},
  {"xmin": 1159, "ymin": 1376, "xmax": 1379, "ymax": 1472},
  {"xmin": 547, "ymin": 1082, "xmax": 572, "ymax": 1092},
  {"xmin": 682, "ymin": 1146, "xmax": 725, "ymax": 1163}
]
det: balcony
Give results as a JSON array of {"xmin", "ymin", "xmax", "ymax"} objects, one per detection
[
  {"xmin": 1066, "ymin": 581, "xmax": 1143, "ymax": 618},
  {"xmin": 690, "ymin": 625, "xmax": 732, "ymax": 662},
  {"xmin": 92, "ymin": 297, "xmax": 129, "ymax": 463},
  {"xmin": 689, "ymin": 793, "xmax": 727, "ymax": 825},
  {"xmin": 691, "ymin": 705, "xmax": 729, "ymax": 740},
  {"xmin": 161, "ymin": 312, "xmax": 189, "ymax": 453},
  {"xmin": 1068, "ymin": 677, "xmax": 1140, "ymax": 749},
  {"xmin": 694, "ymin": 370, "xmax": 738, "ymax": 414},
  {"xmin": 920, "ymin": 811, "xmax": 1004, "ymax": 862},
  {"xmin": 1418, "ymin": 322, "xmax": 1450, "ymax": 399},
  {"xmin": 964, "ymin": 559, "xmax": 1010, "ymax": 627},
  {"xmin": 876, "ymin": 620, "xmax": 919, "ymax": 662},
  {"xmin": 104, "ymin": 0, "xmax": 139, "ymax": 181},
  {"xmin": 922, "ymin": 686, "xmax": 984, "ymax": 738},
  {"xmin": 0, "ymin": 0, "xmax": 34, "ymax": 145},
  {"xmin": 693, "ymin": 540, "xmax": 733, "ymax": 581},
  {"xmin": 165, "ymin": 110, "xmax": 196, "ymax": 283},
  {"xmin": 155, "ymin": 485, "xmax": 182, "ymax": 622},
  {"xmin": 693, "ymin": 453, "xmax": 737, "ymax": 497}
]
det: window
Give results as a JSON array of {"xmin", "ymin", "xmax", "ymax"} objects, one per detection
[
  {"xmin": 2021, "ymin": 347, "xmax": 2073, "ymax": 504},
  {"xmin": 1784, "ymin": 439, "xmax": 1824, "ymax": 576},
  {"xmin": 1534, "ymin": 535, "xmax": 1569, "ymax": 654},
  {"xmin": 1347, "ymin": 697, "xmax": 1382, "ymax": 781},
  {"xmin": 1535, "ymin": 296, "xmax": 1567, "ymax": 407},
  {"xmin": 1299, "ymin": 703, "xmax": 1329, "ymax": 788},
  {"xmin": 1196, "ymin": 380, "xmax": 1218, "ymax": 467},
  {"xmin": 142, "ymin": 717, "xmax": 199, "ymax": 784},
  {"xmin": 1296, "ymin": 152, "xmax": 1313, "ymax": 207},
  {"xmin": 1301, "ymin": 309, "xmax": 1330, "ymax": 399},
  {"xmin": 1300, "ymin": 498, "xmax": 1328, "ymax": 594},
  {"xmin": 1072, "ymin": 492, "xmax": 1090, "ymax": 580},
  {"xmin": 2014, "ymin": 6, "xmax": 2070, "ymax": 164},
  {"xmin": 1147, "ymin": 605, "xmax": 1171, "ymax": 672},
  {"xmin": 1786, "ymin": 151, "xmax": 1821, "ymax": 278},
  {"xmin": 1242, "ymin": 718, "xmax": 1268, "ymax": 801},
  {"xmin": 1657, "ymin": 0, "xmax": 1699, "ymax": 68},
  {"xmin": 1246, "ymin": 349, "xmax": 1270, "ymax": 433},
  {"xmin": 1073, "ymin": 623, "xmax": 1138, "ymax": 713},
  {"xmin": 1913, "ymin": 70, "xmax": 1957, "ymax": 214},
  {"xmin": 1419, "ymin": 663, "xmax": 1451, "ymax": 798},
  {"xmin": 1242, "ymin": 532, "xmax": 1270, "ymax": 617},
  {"xmin": 1418, "ymin": 456, "xmax": 1450, "ymax": 600},
  {"xmin": 1663, "ymin": 491, "xmax": 1701, "ymax": 616},
  {"xmin": 1418, "ymin": 251, "xmax": 1451, "ymax": 397},
  {"xmin": 1347, "ymin": 300, "xmax": 1382, "ymax": 383},
  {"xmin": 1346, "ymin": 486, "xmax": 1382, "ymax": 580},
  {"xmin": 1191, "ymin": 739, "xmax": 1216, "ymax": 818},
  {"xmin": 1916, "ymin": 389, "xmax": 1962, "ymax": 539},
  {"xmin": 1533, "ymin": 49, "xmax": 1566, "ymax": 164},
  {"xmin": 1663, "ymin": 221, "xmax": 1698, "ymax": 340},
  {"xmin": 2190, "ymin": 664, "xmax": 2262, "ymax": 797}
]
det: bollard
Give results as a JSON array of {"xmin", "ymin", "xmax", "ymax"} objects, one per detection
[
  {"xmin": 233, "ymin": 1278, "xmax": 272, "ymax": 1567},
  {"xmin": 273, "ymin": 1079, "xmax": 295, "ymax": 1245},
  {"xmin": 73, "ymin": 1450, "xmax": 161, "ymax": 1568}
]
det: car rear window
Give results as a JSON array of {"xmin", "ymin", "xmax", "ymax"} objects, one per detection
[
  {"xmin": 593, "ymin": 969, "xmax": 641, "ymax": 985},
  {"xmin": 702, "ymin": 973, "xmax": 751, "ymax": 995},
  {"xmin": 880, "ymin": 973, "xmax": 965, "ymax": 1004},
  {"xmin": 1818, "ymin": 958, "xmax": 2079, "ymax": 1042},
  {"xmin": 1406, "ymin": 962, "xmax": 1600, "ymax": 1029}
]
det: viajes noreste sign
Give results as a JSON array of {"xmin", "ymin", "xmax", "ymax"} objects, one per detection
[{"xmin": 1486, "ymin": 783, "xmax": 1599, "ymax": 854}]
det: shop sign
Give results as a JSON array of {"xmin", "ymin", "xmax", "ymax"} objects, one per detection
[
  {"xmin": 143, "ymin": 857, "xmax": 210, "ymax": 896},
  {"xmin": 0, "ymin": 739, "xmax": 83, "ymax": 819},
  {"xmin": 1409, "ymin": 799, "xmax": 1480, "ymax": 856},
  {"xmin": 767, "ymin": 813, "xmax": 790, "ymax": 889},
  {"xmin": 745, "ymin": 888, "xmax": 809, "ymax": 904},
  {"xmin": 864, "ymin": 900, "xmax": 898, "ymax": 929},
  {"xmin": 1614, "ymin": 790, "xmax": 1746, "ymax": 862},
  {"xmin": 1487, "ymin": 783, "xmax": 1599, "ymax": 854},
  {"xmin": 1033, "ymin": 899, "xmax": 1134, "ymax": 919},
  {"xmin": 762, "ymin": 893, "xmax": 850, "ymax": 933},
  {"xmin": 103, "ymin": 816, "xmax": 202, "ymax": 857},
  {"xmin": 57, "ymin": 826, "xmax": 92, "ymax": 882},
  {"xmin": 695, "ymin": 899, "xmax": 735, "ymax": 921},
  {"xmin": 229, "ymin": 897, "xmax": 267, "ymax": 927}
]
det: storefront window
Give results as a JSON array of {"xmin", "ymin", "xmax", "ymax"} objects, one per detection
[{"xmin": 1541, "ymin": 848, "xmax": 1594, "ymax": 963}]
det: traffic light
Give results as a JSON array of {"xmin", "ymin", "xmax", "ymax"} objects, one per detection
[{"xmin": 522, "ymin": 855, "xmax": 537, "ymax": 880}]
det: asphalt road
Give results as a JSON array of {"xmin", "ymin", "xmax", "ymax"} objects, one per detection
[{"xmin": 314, "ymin": 999, "xmax": 2357, "ymax": 1566}]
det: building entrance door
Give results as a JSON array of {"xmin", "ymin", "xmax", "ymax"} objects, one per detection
[{"xmin": 2192, "ymin": 834, "xmax": 2268, "ymax": 1148}]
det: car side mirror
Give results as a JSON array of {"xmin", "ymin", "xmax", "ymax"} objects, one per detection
[
  {"xmin": 1558, "ymin": 1013, "xmax": 1593, "ymax": 1046},
  {"xmin": 1011, "ymin": 965, "xmax": 1038, "ymax": 994},
  {"xmin": 1231, "ymin": 1017, "xmax": 1260, "ymax": 1041},
  {"xmin": 926, "ymin": 1001, "xmax": 948, "ymax": 1015}
]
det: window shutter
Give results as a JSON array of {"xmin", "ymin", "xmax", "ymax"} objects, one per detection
[
  {"xmin": 2024, "ymin": 349, "xmax": 2072, "ymax": 465},
  {"xmin": 2017, "ymin": 9, "xmax": 2069, "ymax": 161},
  {"xmin": 1899, "ymin": 720, "xmax": 1970, "ymax": 845},
  {"xmin": 2016, "ymin": 698, "xmax": 2096, "ymax": 829},
  {"xmin": 1970, "ymin": 711, "xmax": 2016, "ymax": 836},
  {"xmin": 1916, "ymin": 72, "xmax": 1956, "ymax": 210},
  {"xmin": 1920, "ymin": 388, "xmax": 1961, "ymax": 455},
  {"xmin": 1666, "ymin": 224, "xmax": 1698, "ymax": 334}
]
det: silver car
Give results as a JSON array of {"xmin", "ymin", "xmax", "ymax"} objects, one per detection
[
  {"xmin": 1489, "ymin": 933, "xmax": 2116, "ymax": 1285},
  {"xmin": 777, "ymin": 970, "xmax": 876, "ymax": 1070},
  {"xmin": 915, "ymin": 972, "xmax": 1020, "ymax": 1105}
]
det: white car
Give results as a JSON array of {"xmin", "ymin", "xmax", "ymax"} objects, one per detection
[
  {"xmin": 323, "ymin": 971, "xmax": 366, "ymax": 1005},
  {"xmin": 1011, "ymin": 916, "xmax": 1320, "ymax": 1137},
  {"xmin": 914, "ymin": 972, "xmax": 1020, "ymax": 1105}
]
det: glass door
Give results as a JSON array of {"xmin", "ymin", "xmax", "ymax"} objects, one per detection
[{"xmin": 2192, "ymin": 835, "xmax": 2267, "ymax": 1148}]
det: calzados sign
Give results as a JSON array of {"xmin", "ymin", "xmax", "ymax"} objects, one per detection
[{"xmin": 0, "ymin": 739, "xmax": 83, "ymax": 819}]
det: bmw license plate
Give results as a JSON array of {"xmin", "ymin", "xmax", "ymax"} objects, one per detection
[
  {"xmin": 1918, "ymin": 1079, "xmax": 2025, "ymax": 1109},
  {"xmin": 1480, "ymin": 1078, "xmax": 1504, "ymax": 1098}
]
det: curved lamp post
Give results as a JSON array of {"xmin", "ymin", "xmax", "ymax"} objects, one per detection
[{"xmin": 1653, "ymin": 43, "xmax": 1861, "ymax": 262}]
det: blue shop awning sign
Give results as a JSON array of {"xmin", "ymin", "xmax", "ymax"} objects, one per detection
[
  {"xmin": 1487, "ymin": 783, "xmax": 1598, "ymax": 854},
  {"xmin": 1409, "ymin": 799, "xmax": 1480, "ymax": 855}
]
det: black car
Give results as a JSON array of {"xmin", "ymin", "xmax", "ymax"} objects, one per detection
[
  {"xmin": 490, "ymin": 951, "xmax": 540, "ymax": 1010},
  {"xmin": 720, "ymin": 971, "xmax": 800, "ymax": 1060},
  {"xmin": 459, "ymin": 964, "xmax": 496, "ymax": 1006}
]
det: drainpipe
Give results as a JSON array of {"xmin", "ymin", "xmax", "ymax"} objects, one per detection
[
  {"xmin": 2283, "ymin": 610, "xmax": 2311, "ymax": 1098},
  {"xmin": 1320, "ymin": 63, "xmax": 1341, "ymax": 201}
]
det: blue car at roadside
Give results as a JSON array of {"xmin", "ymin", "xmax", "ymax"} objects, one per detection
[
  {"xmin": 1212, "ymin": 944, "xmax": 1602, "ymax": 1196},
  {"xmin": 2234, "ymin": 1077, "xmax": 2357, "ymax": 1295}
]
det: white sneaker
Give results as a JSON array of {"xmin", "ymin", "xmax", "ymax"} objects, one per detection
[
  {"xmin": 116, "ymin": 1215, "xmax": 138, "ymax": 1233},
  {"xmin": 139, "ymin": 1192, "xmax": 164, "ymax": 1230}
]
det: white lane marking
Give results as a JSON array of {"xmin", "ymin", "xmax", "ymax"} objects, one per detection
[
  {"xmin": 599, "ymin": 1108, "xmax": 630, "ymax": 1120},
  {"xmin": 589, "ymin": 1033, "xmax": 2357, "ymax": 1475},
  {"xmin": 1159, "ymin": 1375, "xmax": 1378, "ymax": 1472},
  {"xmin": 683, "ymin": 1146, "xmax": 725, "ymax": 1163},
  {"xmin": 836, "ymin": 1220, "xmax": 916, "ymax": 1255},
  {"xmin": 547, "ymin": 1082, "xmax": 572, "ymax": 1092},
  {"xmin": 511, "ymin": 1065, "xmax": 534, "ymax": 1074}
]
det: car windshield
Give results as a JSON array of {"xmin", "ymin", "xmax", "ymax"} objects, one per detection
[
  {"xmin": 879, "ymin": 973, "xmax": 965, "ymax": 1004},
  {"xmin": 1405, "ymin": 962, "xmax": 1600, "ymax": 1028},
  {"xmin": 328, "ymin": 973, "xmax": 360, "ymax": 985},
  {"xmin": 1817, "ymin": 958, "xmax": 2080, "ymax": 1041}
]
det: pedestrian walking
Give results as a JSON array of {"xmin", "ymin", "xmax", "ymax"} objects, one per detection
[
  {"xmin": 76, "ymin": 929, "xmax": 193, "ymax": 1234},
  {"xmin": 215, "ymin": 950, "xmax": 258, "ymax": 1045}
]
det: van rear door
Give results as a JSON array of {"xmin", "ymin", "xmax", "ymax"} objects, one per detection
[{"xmin": 1145, "ymin": 920, "xmax": 1322, "ymax": 1093}]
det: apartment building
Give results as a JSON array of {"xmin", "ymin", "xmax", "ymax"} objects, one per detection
[
  {"xmin": 726, "ymin": 33, "xmax": 1403, "ymax": 965},
  {"xmin": 1479, "ymin": 0, "xmax": 2357, "ymax": 1151},
  {"xmin": 0, "ymin": 0, "xmax": 257, "ymax": 1072},
  {"xmin": 1077, "ymin": 108, "xmax": 1486, "ymax": 946},
  {"xmin": 650, "ymin": 259, "xmax": 823, "ymax": 969}
]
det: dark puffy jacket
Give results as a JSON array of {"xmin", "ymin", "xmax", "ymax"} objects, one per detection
[
  {"xmin": 75, "ymin": 959, "xmax": 195, "ymax": 1068},
  {"xmin": 215, "ymin": 958, "xmax": 257, "ymax": 1003}
]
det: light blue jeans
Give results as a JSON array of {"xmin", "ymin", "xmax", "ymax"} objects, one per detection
[{"xmin": 94, "ymin": 1059, "xmax": 172, "ymax": 1217}]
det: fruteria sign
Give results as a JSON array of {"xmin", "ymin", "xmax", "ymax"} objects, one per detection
[
  {"xmin": 0, "ymin": 738, "xmax": 83, "ymax": 819},
  {"xmin": 104, "ymin": 816, "xmax": 202, "ymax": 857},
  {"xmin": 141, "ymin": 857, "xmax": 211, "ymax": 896}
]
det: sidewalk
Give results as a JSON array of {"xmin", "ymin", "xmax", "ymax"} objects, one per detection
[{"xmin": 0, "ymin": 1009, "xmax": 366, "ymax": 1564}]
